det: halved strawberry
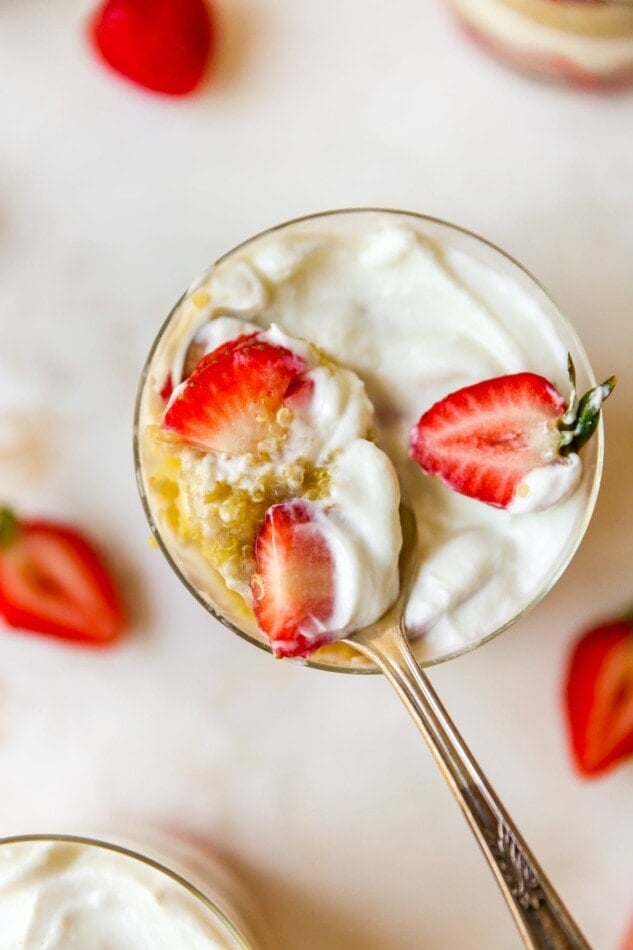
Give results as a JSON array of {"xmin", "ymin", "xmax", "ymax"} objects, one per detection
[
  {"xmin": 409, "ymin": 359, "xmax": 615, "ymax": 510},
  {"xmin": 89, "ymin": 0, "xmax": 214, "ymax": 96},
  {"xmin": 564, "ymin": 614, "xmax": 633, "ymax": 777},
  {"xmin": 162, "ymin": 334, "xmax": 308, "ymax": 455},
  {"xmin": 0, "ymin": 508, "xmax": 125, "ymax": 645},
  {"xmin": 252, "ymin": 501, "xmax": 336, "ymax": 658}
]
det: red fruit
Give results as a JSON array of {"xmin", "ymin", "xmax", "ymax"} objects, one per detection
[
  {"xmin": 162, "ymin": 334, "xmax": 308, "ymax": 455},
  {"xmin": 0, "ymin": 509, "xmax": 125, "ymax": 646},
  {"xmin": 90, "ymin": 0, "xmax": 214, "ymax": 96},
  {"xmin": 409, "ymin": 363, "xmax": 615, "ymax": 510},
  {"xmin": 564, "ymin": 616, "xmax": 633, "ymax": 777},
  {"xmin": 159, "ymin": 372, "xmax": 173, "ymax": 401},
  {"xmin": 620, "ymin": 916, "xmax": 633, "ymax": 950},
  {"xmin": 283, "ymin": 376, "xmax": 315, "ymax": 411},
  {"xmin": 252, "ymin": 501, "xmax": 336, "ymax": 658}
]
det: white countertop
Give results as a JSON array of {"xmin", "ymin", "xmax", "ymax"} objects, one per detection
[{"xmin": 1, "ymin": 1, "xmax": 632, "ymax": 947}]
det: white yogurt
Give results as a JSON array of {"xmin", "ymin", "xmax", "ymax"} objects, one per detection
[
  {"xmin": 138, "ymin": 213, "xmax": 597, "ymax": 665},
  {"xmin": 507, "ymin": 454, "xmax": 581, "ymax": 514},
  {"xmin": 0, "ymin": 839, "xmax": 245, "ymax": 949}
]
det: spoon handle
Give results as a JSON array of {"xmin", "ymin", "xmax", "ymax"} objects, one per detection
[{"xmin": 352, "ymin": 623, "xmax": 590, "ymax": 950}]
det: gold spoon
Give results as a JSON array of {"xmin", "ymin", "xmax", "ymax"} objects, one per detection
[{"xmin": 342, "ymin": 506, "xmax": 589, "ymax": 950}]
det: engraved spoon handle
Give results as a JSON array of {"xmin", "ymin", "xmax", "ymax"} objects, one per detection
[{"xmin": 351, "ymin": 621, "xmax": 590, "ymax": 950}]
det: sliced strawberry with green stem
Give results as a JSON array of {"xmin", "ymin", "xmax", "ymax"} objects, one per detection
[
  {"xmin": 252, "ymin": 501, "xmax": 336, "ymax": 659},
  {"xmin": 162, "ymin": 334, "xmax": 308, "ymax": 455},
  {"xmin": 409, "ymin": 357, "xmax": 615, "ymax": 510},
  {"xmin": 0, "ymin": 508, "xmax": 125, "ymax": 645},
  {"xmin": 564, "ymin": 612, "xmax": 633, "ymax": 777}
]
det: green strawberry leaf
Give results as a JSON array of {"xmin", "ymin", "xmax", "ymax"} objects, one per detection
[{"xmin": 559, "ymin": 375, "xmax": 617, "ymax": 456}]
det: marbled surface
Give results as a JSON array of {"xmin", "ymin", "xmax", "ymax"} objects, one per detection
[{"xmin": 0, "ymin": 1, "xmax": 631, "ymax": 947}]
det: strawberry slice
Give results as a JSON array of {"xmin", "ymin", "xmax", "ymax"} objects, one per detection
[
  {"xmin": 162, "ymin": 334, "xmax": 308, "ymax": 455},
  {"xmin": 0, "ymin": 508, "xmax": 125, "ymax": 646},
  {"xmin": 252, "ymin": 501, "xmax": 336, "ymax": 658},
  {"xmin": 90, "ymin": 0, "xmax": 214, "ymax": 96},
  {"xmin": 564, "ymin": 615, "xmax": 633, "ymax": 777},
  {"xmin": 409, "ymin": 360, "xmax": 615, "ymax": 510}
]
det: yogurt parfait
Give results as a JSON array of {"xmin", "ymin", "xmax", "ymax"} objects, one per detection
[
  {"xmin": 449, "ymin": 0, "xmax": 633, "ymax": 89},
  {"xmin": 0, "ymin": 835, "xmax": 257, "ymax": 949},
  {"xmin": 135, "ymin": 210, "xmax": 608, "ymax": 668}
]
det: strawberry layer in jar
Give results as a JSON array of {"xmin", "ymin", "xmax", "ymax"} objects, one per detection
[
  {"xmin": 136, "ymin": 210, "xmax": 602, "ymax": 668},
  {"xmin": 449, "ymin": 0, "xmax": 633, "ymax": 89}
]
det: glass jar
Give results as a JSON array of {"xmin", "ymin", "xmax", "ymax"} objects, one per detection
[
  {"xmin": 0, "ymin": 834, "xmax": 262, "ymax": 949},
  {"xmin": 448, "ymin": 0, "xmax": 633, "ymax": 89},
  {"xmin": 134, "ymin": 209, "xmax": 603, "ymax": 671}
]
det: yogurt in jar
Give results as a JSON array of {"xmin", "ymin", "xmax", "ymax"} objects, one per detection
[
  {"xmin": 0, "ymin": 837, "xmax": 251, "ymax": 949},
  {"xmin": 449, "ymin": 0, "xmax": 633, "ymax": 89},
  {"xmin": 137, "ymin": 211, "xmax": 600, "ymax": 666}
]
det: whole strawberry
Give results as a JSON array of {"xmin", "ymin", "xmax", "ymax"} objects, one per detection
[
  {"xmin": 409, "ymin": 358, "xmax": 615, "ymax": 511},
  {"xmin": 564, "ymin": 611, "xmax": 633, "ymax": 777},
  {"xmin": 90, "ymin": 0, "xmax": 214, "ymax": 96}
]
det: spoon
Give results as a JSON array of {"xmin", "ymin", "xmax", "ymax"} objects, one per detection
[{"xmin": 342, "ymin": 506, "xmax": 590, "ymax": 950}]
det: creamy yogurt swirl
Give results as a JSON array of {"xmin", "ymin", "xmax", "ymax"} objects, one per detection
[{"xmin": 0, "ymin": 839, "xmax": 243, "ymax": 949}]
